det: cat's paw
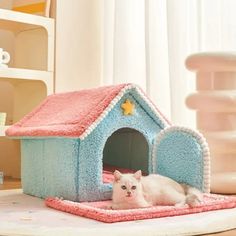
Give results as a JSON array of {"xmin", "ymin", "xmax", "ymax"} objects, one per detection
[
  {"xmin": 174, "ymin": 201, "xmax": 186, "ymax": 207},
  {"xmin": 104, "ymin": 204, "xmax": 113, "ymax": 210},
  {"xmin": 141, "ymin": 203, "xmax": 153, "ymax": 208},
  {"xmin": 186, "ymin": 194, "xmax": 201, "ymax": 207},
  {"xmin": 110, "ymin": 204, "xmax": 120, "ymax": 210}
]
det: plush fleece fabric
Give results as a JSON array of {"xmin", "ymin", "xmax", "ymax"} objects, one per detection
[
  {"xmin": 6, "ymin": 83, "xmax": 170, "ymax": 137},
  {"xmin": 45, "ymin": 194, "xmax": 236, "ymax": 223},
  {"xmin": 6, "ymin": 84, "xmax": 128, "ymax": 137},
  {"xmin": 6, "ymin": 83, "xmax": 209, "ymax": 203}
]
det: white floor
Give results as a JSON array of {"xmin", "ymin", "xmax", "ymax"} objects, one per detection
[{"xmin": 1, "ymin": 189, "xmax": 236, "ymax": 236}]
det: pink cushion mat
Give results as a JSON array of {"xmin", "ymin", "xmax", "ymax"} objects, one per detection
[{"xmin": 45, "ymin": 194, "xmax": 236, "ymax": 223}]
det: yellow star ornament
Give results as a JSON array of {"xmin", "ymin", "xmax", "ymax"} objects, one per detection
[{"xmin": 121, "ymin": 99, "xmax": 135, "ymax": 115}]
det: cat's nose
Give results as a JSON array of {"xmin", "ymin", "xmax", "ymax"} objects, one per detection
[{"xmin": 127, "ymin": 191, "xmax": 131, "ymax": 195}]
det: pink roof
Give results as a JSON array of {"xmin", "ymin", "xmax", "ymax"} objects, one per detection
[
  {"xmin": 6, "ymin": 84, "xmax": 129, "ymax": 137},
  {"xmin": 6, "ymin": 83, "xmax": 170, "ymax": 138}
]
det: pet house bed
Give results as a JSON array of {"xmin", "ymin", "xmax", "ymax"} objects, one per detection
[{"xmin": 6, "ymin": 83, "xmax": 210, "ymax": 202}]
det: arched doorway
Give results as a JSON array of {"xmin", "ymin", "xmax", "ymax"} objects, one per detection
[{"xmin": 102, "ymin": 128, "xmax": 149, "ymax": 183}]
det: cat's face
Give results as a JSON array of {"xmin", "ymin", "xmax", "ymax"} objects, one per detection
[{"xmin": 112, "ymin": 170, "xmax": 142, "ymax": 200}]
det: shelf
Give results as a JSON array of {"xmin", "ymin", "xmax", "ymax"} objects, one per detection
[
  {"xmin": 0, "ymin": 126, "xmax": 9, "ymax": 137},
  {"xmin": 0, "ymin": 7, "xmax": 55, "ymax": 179},
  {"xmin": 0, "ymin": 8, "xmax": 54, "ymax": 33},
  {"xmin": 0, "ymin": 67, "xmax": 53, "ymax": 87}
]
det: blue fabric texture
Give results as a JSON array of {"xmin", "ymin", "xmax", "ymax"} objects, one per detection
[
  {"xmin": 21, "ymin": 138, "xmax": 80, "ymax": 201},
  {"xmin": 21, "ymin": 89, "xmax": 165, "ymax": 201},
  {"xmin": 77, "ymin": 92, "xmax": 163, "ymax": 201},
  {"xmin": 155, "ymin": 131, "xmax": 204, "ymax": 191}
]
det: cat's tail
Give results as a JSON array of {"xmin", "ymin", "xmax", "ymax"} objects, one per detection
[{"xmin": 181, "ymin": 184, "xmax": 203, "ymax": 207}]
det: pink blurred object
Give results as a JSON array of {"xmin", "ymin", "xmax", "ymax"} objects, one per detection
[{"xmin": 186, "ymin": 52, "xmax": 236, "ymax": 194}]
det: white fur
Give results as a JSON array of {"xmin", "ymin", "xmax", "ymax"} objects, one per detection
[{"xmin": 111, "ymin": 170, "xmax": 202, "ymax": 210}]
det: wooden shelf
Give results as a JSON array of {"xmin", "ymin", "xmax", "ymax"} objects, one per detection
[
  {"xmin": 0, "ymin": 67, "xmax": 52, "ymax": 81},
  {"xmin": 0, "ymin": 7, "xmax": 54, "ymax": 179},
  {"xmin": 0, "ymin": 67, "xmax": 53, "ymax": 94},
  {"xmin": 0, "ymin": 126, "xmax": 9, "ymax": 137},
  {"xmin": 0, "ymin": 8, "xmax": 54, "ymax": 34}
]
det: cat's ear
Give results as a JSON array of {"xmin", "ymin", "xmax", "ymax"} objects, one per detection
[
  {"xmin": 133, "ymin": 170, "xmax": 142, "ymax": 181},
  {"xmin": 114, "ymin": 170, "xmax": 122, "ymax": 182}
]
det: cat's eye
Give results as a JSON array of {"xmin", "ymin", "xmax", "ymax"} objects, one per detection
[
  {"xmin": 131, "ymin": 186, "xmax": 136, "ymax": 190},
  {"xmin": 121, "ymin": 185, "xmax": 126, "ymax": 190}
]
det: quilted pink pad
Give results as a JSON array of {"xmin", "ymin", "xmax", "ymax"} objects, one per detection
[{"xmin": 45, "ymin": 194, "xmax": 236, "ymax": 223}]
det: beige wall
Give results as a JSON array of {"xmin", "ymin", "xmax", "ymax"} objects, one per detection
[
  {"xmin": 0, "ymin": 0, "xmax": 12, "ymax": 9},
  {"xmin": 54, "ymin": 0, "xmax": 103, "ymax": 92},
  {"xmin": 0, "ymin": 82, "xmax": 14, "ymax": 125},
  {"xmin": 0, "ymin": 0, "xmax": 14, "ymax": 67},
  {"xmin": 0, "ymin": 0, "xmax": 14, "ymax": 64}
]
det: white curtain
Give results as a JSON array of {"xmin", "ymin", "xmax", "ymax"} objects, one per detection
[{"xmin": 102, "ymin": 0, "xmax": 236, "ymax": 128}]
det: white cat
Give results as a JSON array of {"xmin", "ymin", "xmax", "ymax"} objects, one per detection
[{"xmin": 111, "ymin": 170, "xmax": 202, "ymax": 210}]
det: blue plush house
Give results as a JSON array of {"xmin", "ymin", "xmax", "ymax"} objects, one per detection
[{"xmin": 6, "ymin": 83, "xmax": 210, "ymax": 202}]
